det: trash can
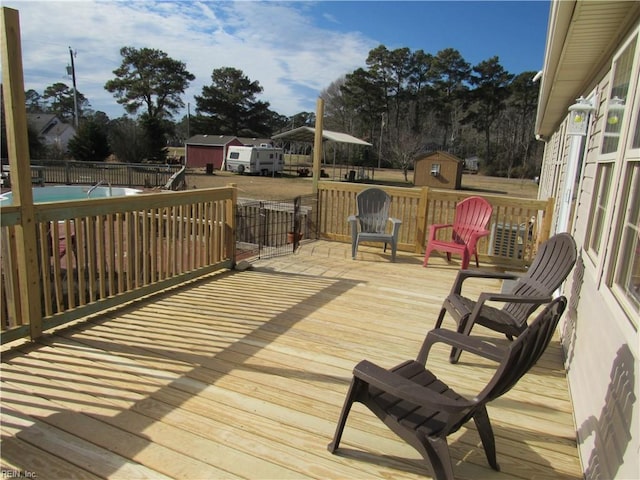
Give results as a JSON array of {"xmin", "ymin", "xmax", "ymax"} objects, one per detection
[
  {"xmin": 348, "ymin": 170, "xmax": 356, "ymax": 182},
  {"xmin": 206, "ymin": 163, "xmax": 214, "ymax": 175}
]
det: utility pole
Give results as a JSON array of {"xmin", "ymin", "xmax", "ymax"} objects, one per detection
[
  {"xmin": 68, "ymin": 46, "xmax": 79, "ymax": 128},
  {"xmin": 378, "ymin": 112, "xmax": 385, "ymax": 168}
]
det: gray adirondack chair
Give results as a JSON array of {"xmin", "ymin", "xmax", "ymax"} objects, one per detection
[
  {"xmin": 436, "ymin": 232, "xmax": 576, "ymax": 363},
  {"xmin": 348, "ymin": 188, "xmax": 402, "ymax": 262},
  {"xmin": 328, "ymin": 296, "xmax": 567, "ymax": 480}
]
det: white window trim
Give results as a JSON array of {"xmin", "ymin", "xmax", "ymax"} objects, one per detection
[{"xmin": 599, "ymin": 27, "xmax": 640, "ymax": 326}]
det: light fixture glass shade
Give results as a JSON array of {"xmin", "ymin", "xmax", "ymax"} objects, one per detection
[{"xmin": 567, "ymin": 96, "xmax": 595, "ymax": 136}]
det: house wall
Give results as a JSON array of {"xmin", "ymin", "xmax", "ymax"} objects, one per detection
[
  {"xmin": 186, "ymin": 145, "xmax": 223, "ymax": 169},
  {"xmin": 414, "ymin": 153, "xmax": 461, "ymax": 189},
  {"xmin": 186, "ymin": 139, "xmax": 244, "ymax": 169},
  {"xmin": 540, "ymin": 24, "xmax": 639, "ymax": 479}
]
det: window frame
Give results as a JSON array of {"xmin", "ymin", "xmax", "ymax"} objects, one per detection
[
  {"xmin": 600, "ymin": 28, "xmax": 640, "ymax": 324},
  {"xmin": 600, "ymin": 35, "xmax": 637, "ymax": 157}
]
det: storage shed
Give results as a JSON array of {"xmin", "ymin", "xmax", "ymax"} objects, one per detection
[
  {"xmin": 413, "ymin": 151, "xmax": 463, "ymax": 189},
  {"xmin": 185, "ymin": 135, "xmax": 243, "ymax": 170}
]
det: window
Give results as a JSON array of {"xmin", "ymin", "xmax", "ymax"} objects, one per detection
[
  {"xmin": 604, "ymin": 29, "xmax": 640, "ymax": 323},
  {"xmin": 614, "ymin": 164, "xmax": 640, "ymax": 312},
  {"xmin": 229, "ymin": 152, "xmax": 239, "ymax": 159},
  {"xmin": 587, "ymin": 163, "xmax": 614, "ymax": 255},
  {"xmin": 633, "ymin": 104, "xmax": 640, "ymax": 149},
  {"xmin": 602, "ymin": 38, "xmax": 636, "ymax": 154}
]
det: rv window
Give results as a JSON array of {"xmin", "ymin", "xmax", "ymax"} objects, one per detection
[{"xmin": 229, "ymin": 152, "xmax": 239, "ymax": 159}]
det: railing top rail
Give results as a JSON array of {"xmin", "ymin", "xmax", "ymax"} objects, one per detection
[
  {"xmin": 318, "ymin": 181, "xmax": 549, "ymax": 207},
  {"xmin": 0, "ymin": 187, "xmax": 235, "ymax": 225},
  {"xmin": 30, "ymin": 159, "xmax": 183, "ymax": 170}
]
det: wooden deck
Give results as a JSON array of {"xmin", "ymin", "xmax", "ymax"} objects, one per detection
[{"xmin": 0, "ymin": 241, "xmax": 582, "ymax": 479}]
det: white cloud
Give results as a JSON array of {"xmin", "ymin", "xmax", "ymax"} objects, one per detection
[{"xmin": 2, "ymin": 0, "xmax": 375, "ymax": 119}]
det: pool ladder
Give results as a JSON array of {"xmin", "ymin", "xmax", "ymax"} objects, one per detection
[{"xmin": 87, "ymin": 179, "xmax": 112, "ymax": 198}]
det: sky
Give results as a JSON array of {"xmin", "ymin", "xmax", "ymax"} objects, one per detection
[{"xmin": 2, "ymin": 0, "xmax": 551, "ymax": 120}]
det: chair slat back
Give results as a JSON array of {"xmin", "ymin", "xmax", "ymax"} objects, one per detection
[
  {"xmin": 451, "ymin": 196, "xmax": 493, "ymax": 244},
  {"xmin": 503, "ymin": 233, "xmax": 577, "ymax": 322},
  {"xmin": 480, "ymin": 296, "xmax": 567, "ymax": 402},
  {"xmin": 357, "ymin": 188, "xmax": 391, "ymax": 233}
]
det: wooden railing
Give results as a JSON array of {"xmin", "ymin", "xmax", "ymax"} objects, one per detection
[
  {"xmin": 28, "ymin": 160, "xmax": 183, "ymax": 189},
  {"xmin": 1, "ymin": 187, "xmax": 236, "ymax": 343},
  {"xmin": 317, "ymin": 182, "xmax": 554, "ymax": 267},
  {"xmin": 1, "ymin": 180, "xmax": 553, "ymax": 343}
]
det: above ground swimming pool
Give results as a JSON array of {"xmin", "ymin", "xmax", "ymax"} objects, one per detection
[{"xmin": 0, "ymin": 185, "xmax": 142, "ymax": 205}]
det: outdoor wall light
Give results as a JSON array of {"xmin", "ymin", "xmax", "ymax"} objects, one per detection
[
  {"xmin": 567, "ymin": 96, "xmax": 596, "ymax": 136},
  {"xmin": 606, "ymin": 96, "xmax": 625, "ymax": 126}
]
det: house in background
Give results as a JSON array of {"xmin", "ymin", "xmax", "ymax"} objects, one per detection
[
  {"xmin": 27, "ymin": 113, "xmax": 75, "ymax": 152},
  {"xmin": 463, "ymin": 155, "xmax": 480, "ymax": 174},
  {"xmin": 184, "ymin": 135, "xmax": 242, "ymax": 170},
  {"xmin": 413, "ymin": 151, "xmax": 462, "ymax": 189},
  {"xmin": 238, "ymin": 137, "xmax": 275, "ymax": 148},
  {"xmin": 535, "ymin": 1, "xmax": 639, "ymax": 478}
]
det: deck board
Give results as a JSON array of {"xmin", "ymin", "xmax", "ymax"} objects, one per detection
[{"xmin": 1, "ymin": 241, "xmax": 582, "ymax": 479}]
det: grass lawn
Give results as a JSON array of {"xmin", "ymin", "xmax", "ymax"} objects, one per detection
[{"xmin": 186, "ymin": 167, "xmax": 539, "ymax": 201}]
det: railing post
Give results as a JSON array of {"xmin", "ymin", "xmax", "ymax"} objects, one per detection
[
  {"xmin": 539, "ymin": 197, "xmax": 555, "ymax": 246},
  {"xmin": 226, "ymin": 183, "xmax": 237, "ymax": 266},
  {"xmin": 415, "ymin": 187, "xmax": 430, "ymax": 253},
  {"xmin": 2, "ymin": 7, "xmax": 43, "ymax": 339}
]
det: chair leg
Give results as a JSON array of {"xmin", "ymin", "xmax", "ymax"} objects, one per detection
[
  {"xmin": 352, "ymin": 238, "xmax": 359, "ymax": 260},
  {"xmin": 328, "ymin": 377, "xmax": 364, "ymax": 453},
  {"xmin": 450, "ymin": 316, "xmax": 473, "ymax": 363},
  {"xmin": 474, "ymin": 251, "xmax": 480, "ymax": 268},
  {"xmin": 473, "ymin": 406, "xmax": 500, "ymax": 471},
  {"xmin": 434, "ymin": 307, "xmax": 447, "ymax": 328},
  {"xmin": 461, "ymin": 250, "xmax": 470, "ymax": 270},
  {"xmin": 423, "ymin": 246, "xmax": 433, "ymax": 267},
  {"xmin": 416, "ymin": 434, "xmax": 455, "ymax": 480}
]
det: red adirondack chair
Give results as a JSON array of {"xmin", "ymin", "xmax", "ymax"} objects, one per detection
[{"xmin": 423, "ymin": 196, "xmax": 493, "ymax": 269}]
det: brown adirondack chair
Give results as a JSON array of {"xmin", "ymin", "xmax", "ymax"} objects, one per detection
[
  {"xmin": 348, "ymin": 187, "xmax": 402, "ymax": 262},
  {"xmin": 423, "ymin": 196, "xmax": 493, "ymax": 269},
  {"xmin": 328, "ymin": 296, "xmax": 567, "ymax": 480},
  {"xmin": 436, "ymin": 232, "xmax": 576, "ymax": 363}
]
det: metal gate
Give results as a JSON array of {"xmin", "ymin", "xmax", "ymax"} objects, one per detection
[{"xmin": 235, "ymin": 194, "xmax": 317, "ymax": 261}]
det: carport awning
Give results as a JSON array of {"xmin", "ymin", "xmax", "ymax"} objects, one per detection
[{"xmin": 271, "ymin": 126, "xmax": 372, "ymax": 146}]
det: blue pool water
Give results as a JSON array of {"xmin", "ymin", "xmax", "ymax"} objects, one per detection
[{"xmin": 0, "ymin": 186, "xmax": 141, "ymax": 205}]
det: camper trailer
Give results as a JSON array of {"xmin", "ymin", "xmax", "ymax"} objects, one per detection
[{"xmin": 225, "ymin": 145, "xmax": 284, "ymax": 175}]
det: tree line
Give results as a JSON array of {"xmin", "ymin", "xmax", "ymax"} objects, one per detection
[
  {"xmin": 320, "ymin": 46, "xmax": 542, "ymax": 179},
  {"xmin": 2, "ymin": 44, "xmax": 542, "ymax": 178}
]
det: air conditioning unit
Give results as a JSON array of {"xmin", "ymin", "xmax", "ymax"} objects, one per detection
[{"xmin": 489, "ymin": 223, "xmax": 526, "ymax": 259}]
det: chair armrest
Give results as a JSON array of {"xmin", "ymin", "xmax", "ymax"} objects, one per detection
[
  {"xmin": 461, "ymin": 292, "xmax": 553, "ymax": 336},
  {"xmin": 428, "ymin": 223, "xmax": 453, "ymax": 239},
  {"xmin": 449, "ymin": 269, "xmax": 521, "ymax": 295},
  {"xmin": 353, "ymin": 360, "xmax": 474, "ymax": 411},
  {"xmin": 347, "ymin": 214, "xmax": 357, "ymax": 223},
  {"xmin": 389, "ymin": 217, "xmax": 402, "ymax": 237},
  {"xmin": 476, "ymin": 292, "xmax": 552, "ymax": 305},
  {"xmin": 418, "ymin": 328, "xmax": 505, "ymax": 363},
  {"xmin": 468, "ymin": 228, "xmax": 491, "ymax": 245}
]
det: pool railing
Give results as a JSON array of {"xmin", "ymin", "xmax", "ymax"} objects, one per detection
[{"xmin": 0, "ymin": 186, "xmax": 237, "ymax": 344}]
